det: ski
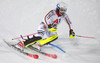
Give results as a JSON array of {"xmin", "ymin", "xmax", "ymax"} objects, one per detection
[
  {"xmin": 3, "ymin": 39, "xmax": 39, "ymax": 59},
  {"xmin": 28, "ymin": 45, "xmax": 57, "ymax": 59}
]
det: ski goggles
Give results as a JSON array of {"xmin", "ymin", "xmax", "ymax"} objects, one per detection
[{"xmin": 59, "ymin": 8, "xmax": 67, "ymax": 13}]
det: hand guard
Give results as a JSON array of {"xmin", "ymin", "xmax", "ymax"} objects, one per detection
[{"xmin": 69, "ymin": 29, "xmax": 75, "ymax": 39}]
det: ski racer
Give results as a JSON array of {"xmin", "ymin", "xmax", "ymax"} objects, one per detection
[{"xmin": 18, "ymin": 2, "xmax": 75, "ymax": 50}]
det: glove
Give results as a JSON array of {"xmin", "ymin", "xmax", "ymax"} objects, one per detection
[
  {"xmin": 48, "ymin": 24, "xmax": 52, "ymax": 28},
  {"xmin": 69, "ymin": 29, "xmax": 75, "ymax": 39},
  {"xmin": 47, "ymin": 28, "xmax": 57, "ymax": 32},
  {"xmin": 48, "ymin": 23, "xmax": 57, "ymax": 29}
]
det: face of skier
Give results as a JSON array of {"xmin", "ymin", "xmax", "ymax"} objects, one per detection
[
  {"xmin": 59, "ymin": 11, "xmax": 64, "ymax": 15},
  {"xmin": 59, "ymin": 8, "xmax": 67, "ymax": 15}
]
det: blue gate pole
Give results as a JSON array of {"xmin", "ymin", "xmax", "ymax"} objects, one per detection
[{"xmin": 49, "ymin": 43, "xmax": 66, "ymax": 53}]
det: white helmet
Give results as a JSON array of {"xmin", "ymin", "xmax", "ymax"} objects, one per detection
[{"xmin": 56, "ymin": 2, "xmax": 67, "ymax": 13}]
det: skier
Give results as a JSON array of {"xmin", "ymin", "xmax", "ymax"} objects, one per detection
[{"xmin": 18, "ymin": 2, "xmax": 75, "ymax": 50}]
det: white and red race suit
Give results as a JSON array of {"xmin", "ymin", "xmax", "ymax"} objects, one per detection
[{"xmin": 35, "ymin": 9, "xmax": 73, "ymax": 38}]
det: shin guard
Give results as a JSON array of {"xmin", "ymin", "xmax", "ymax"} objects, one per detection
[{"xmin": 39, "ymin": 35, "xmax": 58, "ymax": 46}]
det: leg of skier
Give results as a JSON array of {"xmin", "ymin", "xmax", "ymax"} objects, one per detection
[
  {"xmin": 35, "ymin": 22, "xmax": 58, "ymax": 46},
  {"xmin": 39, "ymin": 31, "xmax": 58, "ymax": 46},
  {"xmin": 18, "ymin": 22, "xmax": 58, "ymax": 50},
  {"xmin": 23, "ymin": 22, "xmax": 46, "ymax": 50}
]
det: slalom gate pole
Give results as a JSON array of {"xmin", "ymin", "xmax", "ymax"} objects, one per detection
[
  {"xmin": 49, "ymin": 43, "xmax": 66, "ymax": 53},
  {"xmin": 76, "ymin": 35, "xmax": 94, "ymax": 39}
]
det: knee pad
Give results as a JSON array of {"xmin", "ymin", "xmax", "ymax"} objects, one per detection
[{"xmin": 39, "ymin": 35, "xmax": 58, "ymax": 46}]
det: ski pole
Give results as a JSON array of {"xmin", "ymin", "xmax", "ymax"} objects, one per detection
[
  {"xmin": 12, "ymin": 28, "xmax": 57, "ymax": 40},
  {"xmin": 49, "ymin": 43, "xmax": 66, "ymax": 53},
  {"xmin": 12, "ymin": 32, "xmax": 39, "ymax": 40},
  {"xmin": 12, "ymin": 30, "xmax": 48, "ymax": 40},
  {"xmin": 76, "ymin": 35, "xmax": 94, "ymax": 39}
]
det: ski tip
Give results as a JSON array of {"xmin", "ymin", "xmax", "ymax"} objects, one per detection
[
  {"xmin": 52, "ymin": 54, "xmax": 57, "ymax": 59},
  {"xmin": 28, "ymin": 54, "xmax": 39, "ymax": 59},
  {"xmin": 33, "ymin": 55, "xmax": 39, "ymax": 59},
  {"xmin": 46, "ymin": 54, "xmax": 57, "ymax": 59}
]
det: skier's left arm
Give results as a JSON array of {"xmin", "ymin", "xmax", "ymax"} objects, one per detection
[{"xmin": 64, "ymin": 14, "xmax": 75, "ymax": 39}]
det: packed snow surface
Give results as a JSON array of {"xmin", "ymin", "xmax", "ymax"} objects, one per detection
[{"xmin": 0, "ymin": 0, "xmax": 100, "ymax": 63}]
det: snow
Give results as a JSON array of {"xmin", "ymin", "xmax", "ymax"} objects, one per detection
[{"xmin": 0, "ymin": 0, "xmax": 100, "ymax": 63}]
